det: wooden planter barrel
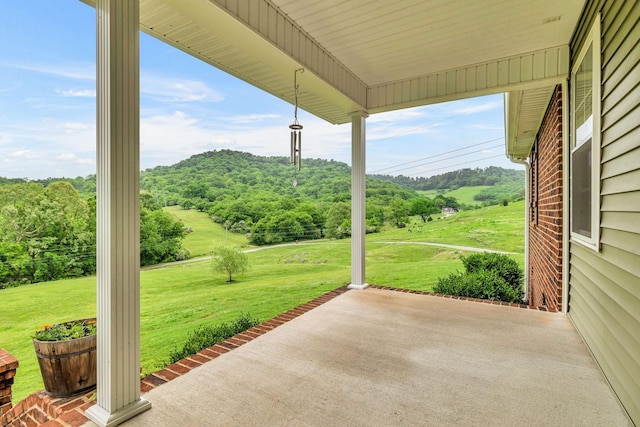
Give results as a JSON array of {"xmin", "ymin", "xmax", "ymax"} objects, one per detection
[{"xmin": 33, "ymin": 332, "xmax": 97, "ymax": 397}]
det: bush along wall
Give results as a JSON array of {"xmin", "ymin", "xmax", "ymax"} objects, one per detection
[{"xmin": 433, "ymin": 253, "xmax": 524, "ymax": 303}]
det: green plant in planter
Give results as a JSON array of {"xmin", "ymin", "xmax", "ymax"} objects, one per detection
[
  {"xmin": 33, "ymin": 318, "xmax": 98, "ymax": 397},
  {"xmin": 34, "ymin": 318, "xmax": 96, "ymax": 341}
]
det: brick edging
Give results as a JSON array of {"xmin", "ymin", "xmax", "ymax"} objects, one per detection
[
  {"xmin": 2, "ymin": 285, "xmax": 350, "ymax": 427},
  {"xmin": 368, "ymin": 284, "xmax": 558, "ymax": 312},
  {"xmin": 0, "ymin": 389, "xmax": 95, "ymax": 427}
]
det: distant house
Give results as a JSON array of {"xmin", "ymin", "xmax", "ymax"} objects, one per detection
[{"xmin": 441, "ymin": 207, "xmax": 458, "ymax": 215}]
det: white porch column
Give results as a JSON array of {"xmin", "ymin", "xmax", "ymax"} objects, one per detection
[
  {"xmin": 348, "ymin": 112, "xmax": 369, "ymax": 290},
  {"xmin": 85, "ymin": 1, "xmax": 151, "ymax": 426}
]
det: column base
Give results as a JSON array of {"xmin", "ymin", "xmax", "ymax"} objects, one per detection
[
  {"xmin": 348, "ymin": 283, "xmax": 369, "ymax": 290},
  {"xmin": 85, "ymin": 398, "xmax": 151, "ymax": 427}
]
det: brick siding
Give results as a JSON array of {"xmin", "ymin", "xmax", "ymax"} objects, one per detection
[
  {"xmin": 0, "ymin": 350, "xmax": 19, "ymax": 418},
  {"xmin": 527, "ymin": 85, "xmax": 563, "ymax": 312}
]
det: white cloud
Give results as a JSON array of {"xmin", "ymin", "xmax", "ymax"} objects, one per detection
[
  {"xmin": 8, "ymin": 149, "xmax": 46, "ymax": 159},
  {"xmin": 56, "ymin": 153, "xmax": 77, "ymax": 160},
  {"xmin": 0, "ymin": 134, "xmax": 13, "ymax": 145},
  {"xmin": 368, "ymin": 122, "xmax": 443, "ymax": 141},
  {"xmin": 3, "ymin": 62, "xmax": 95, "ymax": 81},
  {"xmin": 451, "ymin": 99, "xmax": 503, "ymax": 115},
  {"xmin": 60, "ymin": 122, "xmax": 92, "ymax": 132},
  {"xmin": 468, "ymin": 123, "xmax": 503, "ymax": 131},
  {"xmin": 227, "ymin": 114, "xmax": 281, "ymax": 124},
  {"xmin": 368, "ymin": 109, "xmax": 427, "ymax": 123},
  {"xmin": 56, "ymin": 152, "xmax": 94, "ymax": 165},
  {"xmin": 141, "ymin": 73, "xmax": 224, "ymax": 103},
  {"xmin": 57, "ymin": 88, "xmax": 96, "ymax": 97}
]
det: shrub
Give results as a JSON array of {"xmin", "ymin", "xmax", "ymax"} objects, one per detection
[
  {"xmin": 169, "ymin": 313, "xmax": 260, "ymax": 363},
  {"xmin": 434, "ymin": 270, "xmax": 522, "ymax": 303},
  {"xmin": 461, "ymin": 252, "xmax": 522, "ymax": 289},
  {"xmin": 434, "ymin": 252, "xmax": 523, "ymax": 303}
]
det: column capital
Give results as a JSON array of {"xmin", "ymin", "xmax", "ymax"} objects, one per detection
[{"xmin": 350, "ymin": 110, "xmax": 369, "ymax": 119}]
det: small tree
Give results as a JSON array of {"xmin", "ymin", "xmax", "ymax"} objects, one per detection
[
  {"xmin": 387, "ymin": 196, "xmax": 409, "ymax": 228},
  {"xmin": 410, "ymin": 197, "xmax": 438, "ymax": 222},
  {"xmin": 325, "ymin": 202, "xmax": 351, "ymax": 239},
  {"xmin": 211, "ymin": 246, "xmax": 249, "ymax": 282}
]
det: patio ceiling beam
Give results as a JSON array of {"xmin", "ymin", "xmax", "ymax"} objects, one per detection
[
  {"xmin": 367, "ymin": 45, "xmax": 570, "ymax": 114},
  {"xmin": 80, "ymin": 0, "xmax": 368, "ymax": 124},
  {"xmin": 148, "ymin": 0, "xmax": 368, "ymax": 123},
  {"xmin": 207, "ymin": 0, "xmax": 367, "ymax": 104}
]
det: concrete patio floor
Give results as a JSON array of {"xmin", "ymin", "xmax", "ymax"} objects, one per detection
[{"xmin": 98, "ymin": 288, "xmax": 629, "ymax": 426}]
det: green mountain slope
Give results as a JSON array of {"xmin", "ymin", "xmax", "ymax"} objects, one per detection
[
  {"xmin": 139, "ymin": 149, "xmax": 416, "ymax": 205},
  {"xmin": 373, "ymin": 166, "xmax": 525, "ymax": 206}
]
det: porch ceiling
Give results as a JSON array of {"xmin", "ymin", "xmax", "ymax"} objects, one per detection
[{"xmin": 82, "ymin": 0, "xmax": 585, "ymax": 157}]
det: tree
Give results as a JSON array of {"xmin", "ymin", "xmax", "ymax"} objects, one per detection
[
  {"xmin": 410, "ymin": 197, "xmax": 438, "ymax": 222},
  {"xmin": 325, "ymin": 202, "xmax": 351, "ymax": 239},
  {"xmin": 210, "ymin": 246, "xmax": 250, "ymax": 282},
  {"xmin": 387, "ymin": 196, "xmax": 409, "ymax": 228},
  {"xmin": 139, "ymin": 208, "xmax": 187, "ymax": 266}
]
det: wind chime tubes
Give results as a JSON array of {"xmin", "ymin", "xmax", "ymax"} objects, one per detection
[
  {"xmin": 289, "ymin": 68, "xmax": 304, "ymax": 177},
  {"xmin": 290, "ymin": 123, "xmax": 302, "ymax": 171}
]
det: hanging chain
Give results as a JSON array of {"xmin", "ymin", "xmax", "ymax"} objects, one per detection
[
  {"xmin": 293, "ymin": 68, "xmax": 304, "ymax": 126},
  {"xmin": 290, "ymin": 68, "xmax": 304, "ymax": 176}
]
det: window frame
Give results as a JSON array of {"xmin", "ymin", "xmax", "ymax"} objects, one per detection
[{"xmin": 570, "ymin": 14, "xmax": 601, "ymax": 250}]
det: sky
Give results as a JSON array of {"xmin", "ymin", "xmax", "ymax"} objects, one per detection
[{"xmin": 0, "ymin": 1, "xmax": 521, "ymax": 180}]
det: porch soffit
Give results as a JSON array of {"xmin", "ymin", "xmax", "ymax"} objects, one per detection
[
  {"xmin": 82, "ymin": 0, "xmax": 583, "ymax": 140},
  {"xmin": 505, "ymin": 87, "xmax": 559, "ymax": 161}
]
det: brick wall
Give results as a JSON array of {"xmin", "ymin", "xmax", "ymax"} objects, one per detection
[
  {"xmin": 528, "ymin": 86, "xmax": 563, "ymax": 312},
  {"xmin": 0, "ymin": 349, "xmax": 18, "ymax": 417}
]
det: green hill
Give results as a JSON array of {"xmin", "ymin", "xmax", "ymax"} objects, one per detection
[
  {"xmin": 139, "ymin": 150, "xmax": 425, "ymax": 246},
  {"xmin": 373, "ymin": 166, "xmax": 525, "ymax": 207},
  {"xmin": 140, "ymin": 149, "xmax": 416, "ymax": 206}
]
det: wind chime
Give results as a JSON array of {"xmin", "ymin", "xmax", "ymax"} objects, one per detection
[{"xmin": 289, "ymin": 68, "xmax": 304, "ymax": 187}]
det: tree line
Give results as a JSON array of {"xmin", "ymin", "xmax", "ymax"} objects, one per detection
[
  {"xmin": 0, "ymin": 182, "xmax": 186, "ymax": 288},
  {"xmin": 1, "ymin": 150, "xmax": 474, "ymax": 286},
  {"xmin": 372, "ymin": 166, "xmax": 525, "ymax": 205}
]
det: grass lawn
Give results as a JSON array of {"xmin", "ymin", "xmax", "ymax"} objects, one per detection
[
  {"xmin": 0, "ymin": 248, "xmax": 349, "ymax": 403},
  {"xmin": 369, "ymin": 201, "xmax": 526, "ymax": 253},
  {"xmin": 165, "ymin": 205, "xmax": 251, "ymax": 257},
  {"xmin": 1, "ymin": 203, "xmax": 525, "ymax": 403},
  {"xmin": 367, "ymin": 243, "xmax": 470, "ymax": 289}
]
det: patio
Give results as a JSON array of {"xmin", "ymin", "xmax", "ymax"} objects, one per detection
[{"xmin": 84, "ymin": 287, "xmax": 629, "ymax": 426}]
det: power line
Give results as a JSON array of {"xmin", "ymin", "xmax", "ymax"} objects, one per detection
[
  {"xmin": 368, "ymin": 137, "xmax": 504, "ymax": 175},
  {"xmin": 405, "ymin": 154, "xmax": 506, "ymax": 177},
  {"xmin": 375, "ymin": 143, "xmax": 503, "ymax": 176}
]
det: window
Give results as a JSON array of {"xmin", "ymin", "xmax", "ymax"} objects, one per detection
[{"xmin": 571, "ymin": 15, "xmax": 601, "ymax": 249}]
